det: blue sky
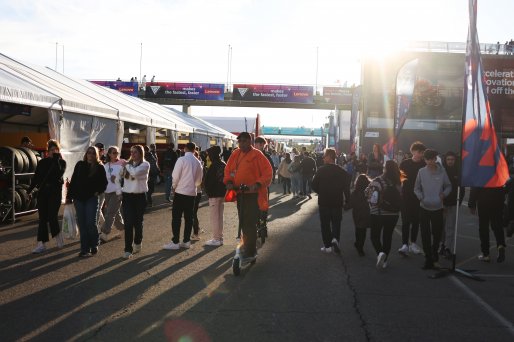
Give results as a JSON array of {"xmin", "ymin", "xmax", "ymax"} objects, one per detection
[{"xmin": 1, "ymin": 0, "xmax": 512, "ymax": 128}]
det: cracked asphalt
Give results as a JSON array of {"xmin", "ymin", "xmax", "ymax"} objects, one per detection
[{"xmin": 1, "ymin": 182, "xmax": 514, "ymax": 341}]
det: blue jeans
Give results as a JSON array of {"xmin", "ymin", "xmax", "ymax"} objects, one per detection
[
  {"xmin": 75, "ymin": 196, "xmax": 99, "ymax": 253},
  {"xmin": 165, "ymin": 172, "xmax": 173, "ymax": 200}
]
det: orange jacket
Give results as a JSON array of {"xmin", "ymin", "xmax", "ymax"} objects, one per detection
[{"xmin": 224, "ymin": 146, "xmax": 273, "ymax": 211}]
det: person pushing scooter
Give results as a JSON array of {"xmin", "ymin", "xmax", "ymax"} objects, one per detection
[{"xmin": 224, "ymin": 132, "xmax": 273, "ymax": 264}]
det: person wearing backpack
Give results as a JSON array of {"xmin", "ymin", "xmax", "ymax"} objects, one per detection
[
  {"xmin": 345, "ymin": 174, "xmax": 371, "ymax": 256},
  {"xmin": 414, "ymin": 149, "xmax": 452, "ymax": 270},
  {"xmin": 366, "ymin": 160, "xmax": 402, "ymax": 268}
]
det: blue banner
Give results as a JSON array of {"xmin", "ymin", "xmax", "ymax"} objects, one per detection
[{"xmin": 145, "ymin": 83, "xmax": 225, "ymax": 100}]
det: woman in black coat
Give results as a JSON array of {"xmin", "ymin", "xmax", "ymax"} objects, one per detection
[
  {"xmin": 68, "ymin": 146, "xmax": 108, "ymax": 257},
  {"xmin": 29, "ymin": 139, "xmax": 66, "ymax": 254}
]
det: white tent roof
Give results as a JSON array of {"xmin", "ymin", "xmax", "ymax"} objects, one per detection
[{"xmin": 166, "ymin": 107, "xmax": 237, "ymax": 139}]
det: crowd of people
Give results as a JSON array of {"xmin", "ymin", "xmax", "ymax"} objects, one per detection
[{"xmin": 27, "ymin": 136, "xmax": 511, "ymax": 271}]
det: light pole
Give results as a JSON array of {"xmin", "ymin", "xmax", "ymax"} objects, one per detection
[{"xmin": 139, "ymin": 42, "xmax": 143, "ymax": 82}]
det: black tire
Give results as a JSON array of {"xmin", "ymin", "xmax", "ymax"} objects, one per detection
[
  {"xmin": 16, "ymin": 148, "xmax": 29, "ymax": 173},
  {"xmin": 16, "ymin": 187, "xmax": 29, "ymax": 211},
  {"xmin": 18, "ymin": 147, "xmax": 38, "ymax": 173},
  {"xmin": 10, "ymin": 189, "xmax": 22, "ymax": 212},
  {"xmin": 0, "ymin": 147, "xmax": 24, "ymax": 174},
  {"xmin": 232, "ymin": 258, "xmax": 241, "ymax": 276}
]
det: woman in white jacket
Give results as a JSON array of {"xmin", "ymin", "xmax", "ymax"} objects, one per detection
[
  {"xmin": 100, "ymin": 146, "xmax": 125, "ymax": 242},
  {"xmin": 120, "ymin": 145, "xmax": 150, "ymax": 259}
]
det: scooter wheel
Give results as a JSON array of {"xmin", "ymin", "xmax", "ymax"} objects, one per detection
[{"xmin": 232, "ymin": 258, "xmax": 241, "ymax": 276}]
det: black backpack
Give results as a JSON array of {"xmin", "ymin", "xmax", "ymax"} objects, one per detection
[{"xmin": 377, "ymin": 178, "xmax": 401, "ymax": 213}]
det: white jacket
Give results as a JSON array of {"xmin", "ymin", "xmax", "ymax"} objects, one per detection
[
  {"xmin": 104, "ymin": 160, "xmax": 124, "ymax": 195},
  {"xmin": 121, "ymin": 160, "xmax": 150, "ymax": 194},
  {"xmin": 172, "ymin": 152, "xmax": 203, "ymax": 196}
]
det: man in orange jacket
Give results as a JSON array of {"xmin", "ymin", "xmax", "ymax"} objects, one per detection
[{"xmin": 224, "ymin": 132, "xmax": 273, "ymax": 259}]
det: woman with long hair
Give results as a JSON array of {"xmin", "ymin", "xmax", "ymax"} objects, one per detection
[
  {"xmin": 277, "ymin": 152, "xmax": 292, "ymax": 195},
  {"xmin": 29, "ymin": 139, "xmax": 67, "ymax": 254},
  {"xmin": 288, "ymin": 155, "xmax": 302, "ymax": 198},
  {"xmin": 203, "ymin": 145, "xmax": 226, "ymax": 246},
  {"xmin": 68, "ymin": 146, "xmax": 108, "ymax": 257},
  {"xmin": 366, "ymin": 160, "xmax": 402, "ymax": 268},
  {"xmin": 367, "ymin": 143, "xmax": 385, "ymax": 179},
  {"xmin": 120, "ymin": 145, "xmax": 149, "ymax": 259},
  {"xmin": 99, "ymin": 146, "xmax": 125, "ymax": 242},
  {"xmin": 346, "ymin": 174, "xmax": 371, "ymax": 256}
]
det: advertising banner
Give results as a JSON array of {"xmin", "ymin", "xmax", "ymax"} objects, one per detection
[
  {"xmin": 322, "ymin": 87, "xmax": 353, "ymax": 104},
  {"xmin": 145, "ymin": 83, "xmax": 224, "ymax": 100},
  {"xmin": 232, "ymin": 84, "xmax": 313, "ymax": 103},
  {"xmin": 90, "ymin": 81, "xmax": 138, "ymax": 97}
]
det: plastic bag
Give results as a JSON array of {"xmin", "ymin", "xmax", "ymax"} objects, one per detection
[{"xmin": 62, "ymin": 204, "xmax": 78, "ymax": 239}]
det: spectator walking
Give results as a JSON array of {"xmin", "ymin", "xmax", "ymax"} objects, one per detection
[
  {"xmin": 163, "ymin": 142, "xmax": 203, "ymax": 250},
  {"xmin": 367, "ymin": 143, "xmax": 384, "ymax": 178},
  {"xmin": 163, "ymin": 142, "xmax": 178, "ymax": 202},
  {"xmin": 144, "ymin": 145, "xmax": 160, "ymax": 207},
  {"xmin": 366, "ymin": 160, "xmax": 402, "ymax": 268},
  {"xmin": 312, "ymin": 148, "xmax": 351, "ymax": 254},
  {"xmin": 440, "ymin": 151, "xmax": 465, "ymax": 257},
  {"xmin": 300, "ymin": 151, "xmax": 317, "ymax": 199},
  {"xmin": 278, "ymin": 153, "xmax": 292, "ymax": 195},
  {"xmin": 468, "ymin": 186, "xmax": 507, "ymax": 263},
  {"xmin": 224, "ymin": 132, "xmax": 273, "ymax": 260},
  {"xmin": 203, "ymin": 146, "xmax": 226, "ymax": 246},
  {"xmin": 398, "ymin": 141, "xmax": 426, "ymax": 256},
  {"xmin": 191, "ymin": 150, "xmax": 204, "ymax": 241},
  {"xmin": 29, "ymin": 139, "xmax": 67, "ymax": 254},
  {"xmin": 345, "ymin": 174, "xmax": 371, "ymax": 256},
  {"xmin": 120, "ymin": 145, "xmax": 149, "ymax": 258},
  {"xmin": 100, "ymin": 146, "xmax": 125, "ymax": 242},
  {"xmin": 414, "ymin": 149, "xmax": 452, "ymax": 269},
  {"xmin": 288, "ymin": 155, "xmax": 302, "ymax": 198},
  {"xmin": 67, "ymin": 146, "xmax": 108, "ymax": 257}
]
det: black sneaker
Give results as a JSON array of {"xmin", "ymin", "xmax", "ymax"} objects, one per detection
[
  {"xmin": 497, "ymin": 246, "xmax": 506, "ymax": 263},
  {"xmin": 90, "ymin": 247, "xmax": 98, "ymax": 255},
  {"xmin": 79, "ymin": 251, "xmax": 91, "ymax": 258}
]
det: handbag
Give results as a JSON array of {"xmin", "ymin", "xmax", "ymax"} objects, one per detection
[{"xmin": 224, "ymin": 189, "xmax": 237, "ymax": 202}]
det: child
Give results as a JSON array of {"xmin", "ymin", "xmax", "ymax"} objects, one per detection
[{"xmin": 345, "ymin": 174, "xmax": 371, "ymax": 256}]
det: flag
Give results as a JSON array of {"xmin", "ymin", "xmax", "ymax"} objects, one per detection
[
  {"xmin": 383, "ymin": 59, "xmax": 418, "ymax": 159},
  {"xmin": 461, "ymin": 0, "xmax": 509, "ymax": 188},
  {"xmin": 349, "ymin": 86, "xmax": 361, "ymax": 153}
]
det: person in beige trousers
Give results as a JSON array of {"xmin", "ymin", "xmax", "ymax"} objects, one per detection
[{"xmin": 203, "ymin": 146, "xmax": 226, "ymax": 246}]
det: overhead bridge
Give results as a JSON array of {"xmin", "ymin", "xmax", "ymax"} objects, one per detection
[
  {"xmin": 142, "ymin": 92, "xmax": 352, "ymax": 111},
  {"xmin": 260, "ymin": 126, "xmax": 323, "ymax": 137}
]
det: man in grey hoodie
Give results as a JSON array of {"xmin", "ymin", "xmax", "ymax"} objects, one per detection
[{"xmin": 414, "ymin": 149, "xmax": 452, "ymax": 269}]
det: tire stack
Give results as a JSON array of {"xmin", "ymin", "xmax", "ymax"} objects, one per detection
[{"xmin": 0, "ymin": 146, "xmax": 40, "ymax": 214}]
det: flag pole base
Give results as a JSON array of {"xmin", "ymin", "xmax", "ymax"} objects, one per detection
[{"xmin": 429, "ymin": 255, "xmax": 484, "ymax": 281}]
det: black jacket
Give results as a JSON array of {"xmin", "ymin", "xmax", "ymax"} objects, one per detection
[
  {"xmin": 468, "ymin": 187, "xmax": 505, "ymax": 210},
  {"xmin": 68, "ymin": 161, "xmax": 108, "ymax": 201},
  {"xmin": 345, "ymin": 189, "xmax": 370, "ymax": 229},
  {"xmin": 300, "ymin": 156, "xmax": 317, "ymax": 176},
  {"xmin": 29, "ymin": 156, "xmax": 66, "ymax": 197},
  {"xmin": 204, "ymin": 160, "xmax": 226, "ymax": 198},
  {"xmin": 443, "ymin": 165, "xmax": 465, "ymax": 206},
  {"xmin": 312, "ymin": 164, "xmax": 351, "ymax": 208}
]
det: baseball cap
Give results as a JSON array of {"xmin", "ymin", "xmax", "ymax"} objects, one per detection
[
  {"xmin": 94, "ymin": 142, "xmax": 105, "ymax": 150},
  {"xmin": 237, "ymin": 132, "xmax": 251, "ymax": 140}
]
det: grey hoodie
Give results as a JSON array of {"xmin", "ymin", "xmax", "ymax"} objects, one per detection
[{"xmin": 414, "ymin": 164, "xmax": 451, "ymax": 210}]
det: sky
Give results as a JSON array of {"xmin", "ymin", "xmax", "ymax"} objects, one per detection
[{"xmin": 1, "ymin": 0, "xmax": 513, "ymax": 129}]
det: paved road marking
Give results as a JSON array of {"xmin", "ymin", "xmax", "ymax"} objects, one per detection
[{"xmin": 451, "ymin": 276, "xmax": 514, "ymax": 337}]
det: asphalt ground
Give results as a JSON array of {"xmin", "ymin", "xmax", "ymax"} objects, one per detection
[{"xmin": 0, "ymin": 182, "xmax": 513, "ymax": 342}]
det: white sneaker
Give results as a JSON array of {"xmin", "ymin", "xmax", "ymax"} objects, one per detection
[
  {"xmin": 133, "ymin": 243, "xmax": 142, "ymax": 254},
  {"xmin": 163, "ymin": 241, "xmax": 180, "ymax": 250},
  {"xmin": 205, "ymin": 239, "xmax": 223, "ymax": 246},
  {"xmin": 331, "ymin": 238, "xmax": 341, "ymax": 254},
  {"xmin": 55, "ymin": 232, "xmax": 64, "ymax": 248},
  {"xmin": 376, "ymin": 252, "xmax": 386, "ymax": 268},
  {"xmin": 398, "ymin": 244, "xmax": 409, "ymax": 255},
  {"xmin": 179, "ymin": 241, "xmax": 191, "ymax": 249},
  {"xmin": 123, "ymin": 251, "xmax": 132, "ymax": 259},
  {"xmin": 99, "ymin": 232, "xmax": 109, "ymax": 242},
  {"xmin": 409, "ymin": 243, "xmax": 422, "ymax": 255},
  {"xmin": 321, "ymin": 246, "xmax": 332, "ymax": 253},
  {"xmin": 32, "ymin": 243, "xmax": 46, "ymax": 254}
]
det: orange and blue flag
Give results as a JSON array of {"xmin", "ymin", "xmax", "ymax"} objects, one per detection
[{"xmin": 461, "ymin": 0, "xmax": 509, "ymax": 187}]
